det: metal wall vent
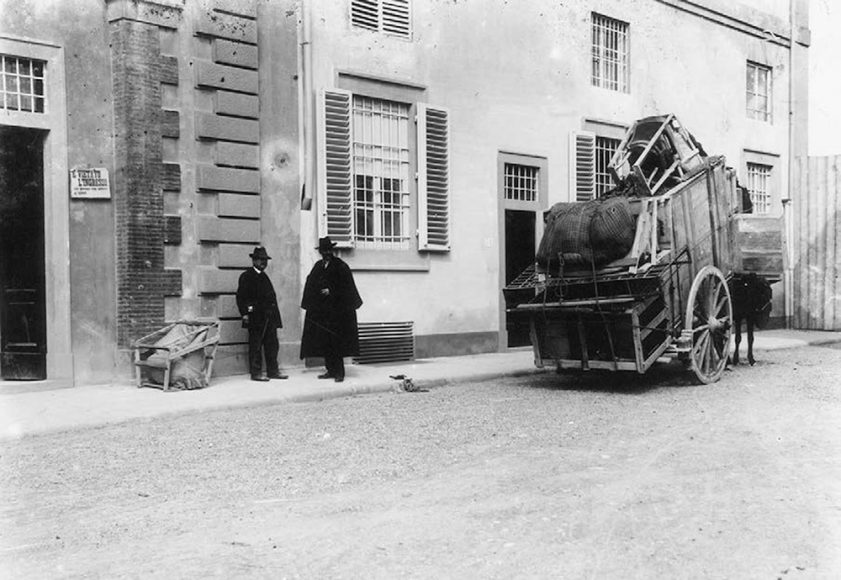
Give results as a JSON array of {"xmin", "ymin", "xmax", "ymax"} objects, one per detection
[{"xmin": 354, "ymin": 321, "xmax": 414, "ymax": 364}]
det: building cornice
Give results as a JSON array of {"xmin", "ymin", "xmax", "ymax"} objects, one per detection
[
  {"xmin": 105, "ymin": 0, "xmax": 184, "ymax": 29},
  {"xmin": 655, "ymin": 0, "xmax": 805, "ymax": 48}
]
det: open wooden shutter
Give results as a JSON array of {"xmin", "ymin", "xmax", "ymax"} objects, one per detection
[
  {"xmin": 570, "ymin": 130, "xmax": 595, "ymax": 202},
  {"xmin": 317, "ymin": 89, "xmax": 354, "ymax": 247},
  {"xmin": 417, "ymin": 103, "xmax": 450, "ymax": 252}
]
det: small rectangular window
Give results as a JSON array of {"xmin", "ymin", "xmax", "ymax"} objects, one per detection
[
  {"xmin": 1, "ymin": 54, "xmax": 46, "ymax": 113},
  {"xmin": 747, "ymin": 61, "xmax": 772, "ymax": 122},
  {"xmin": 746, "ymin": 162, "xmax": 772, "ymax": 214},
  {"xmin": 351, "ymin": 0, "xmax": 411, "ymax": 38},
  {"xmin": 591, "ymin": 13, "xmax": 629, "ymax": 93},
  {"xmin": 595, "ymin": 136, "xmax": 620, "ymax": 197},
  {"xmin": 504, "ymin": 163, "xmax": 539, "ymax": 202}
]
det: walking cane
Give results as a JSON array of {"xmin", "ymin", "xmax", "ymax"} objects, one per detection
[{"xmin": 259, "ymin": 316, "xmax": 270, "ymax": 343}]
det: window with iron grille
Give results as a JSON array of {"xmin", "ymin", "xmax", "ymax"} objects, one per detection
[
  {"xmin": 746, "ymin": 162, "xmax": 772, "ymax": 214},
  {"xmin": 595, "ymin": 136, "xmax": 620, "ymax": 196},
  {"xmin": 504, "ymin": 163, "xmax": 538, "ymax": 202},
  {"xmin": 591, "ymin": 13, "xmax": 629, "ymax": 93},
  {"xmin": 352, "ymin": 96, "xmax": 412, "ymax": 248},
  {"xmin": 1, "ymin": 54, "xmax": 45, "ymax": 113},
  {"xmin": 746, "ymin": 61, "xmax": 771, "ymax": 122},
  {"xmin": 351, "ymin": 0, "xmax": 411, "ymax": 38},
  {"xmin": 320, "ymin": 88, "xmax": 449, "ymax": 252}
]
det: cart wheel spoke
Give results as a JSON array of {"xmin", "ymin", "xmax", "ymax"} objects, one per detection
[
  {"xmin": 698, "ymin": 336, "xmax": 709, "ymax": 372},
  {"xmin": 703, "ymin": 333, "xmax": 715, "ymax": 372},
  {"xmin": 715, "ymin": 294, "xmax": 729, "ymax": 317},
  {"xmin": 693, "ymin": 330, "xmax": 709, "ymax": 359},
  {"xmin": 709, "ymin": 330, "xmax": 724, "ymax": 366}
]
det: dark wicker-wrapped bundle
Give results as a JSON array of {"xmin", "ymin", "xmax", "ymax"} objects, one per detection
[
  {"xmin": 537, "ymin": 201, "xmax": 596, "ymax": 266},
  {"xmin": 536, "ymin": 196, "xmax": 636, "ymax": 270}
]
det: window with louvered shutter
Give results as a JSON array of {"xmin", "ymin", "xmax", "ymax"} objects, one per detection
[
  {"xmin": 418, "ymin": 103, "xmax": 450, "ymax": 252},
  {"xmin": 350, "ymin": 0, "xmax": 411, "ymax": 38},
  {"xmin": 318, "ymin": 89, "xmax": 354, "ymax": 246},
  {"xmin": 570, "ymin": 131, "xmax": 596, "ymax": 202}
]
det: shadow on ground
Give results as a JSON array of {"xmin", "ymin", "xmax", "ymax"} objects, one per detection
[{"xmin": 513, "ymin": 359, "xmax": 712, "ymax": 395}]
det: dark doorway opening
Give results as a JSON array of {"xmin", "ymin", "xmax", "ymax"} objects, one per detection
[
  {"xmin": 0, "ymin": 126, "xmax": 47, "ymax": 380},
  {"xmin": 504, "ymin": 209, "xmax": 535, "ymax": 347}
]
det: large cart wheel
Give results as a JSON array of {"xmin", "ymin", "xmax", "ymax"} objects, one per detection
[{"xmin": 685, "ymin": 266, "xmax": 732, "ymax": 384}]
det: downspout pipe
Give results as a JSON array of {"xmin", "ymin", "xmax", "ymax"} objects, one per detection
[
  {"xmin": 783, "ymin": 0, "xmax": 796, "ymax": 328},
  {"xmin": 300, "ymin": 0, "xmax": 314, "ymax": 211}
]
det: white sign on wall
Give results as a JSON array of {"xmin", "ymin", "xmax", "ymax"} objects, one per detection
[{"xmin": 69, "ymin": 167, "xmax": 111, "ymax": 199}]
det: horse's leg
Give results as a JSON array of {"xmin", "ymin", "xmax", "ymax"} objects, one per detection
[
  {"xmin": 732, "ymin": 315, "xmax": 741, "ymax": 365},
  {"xmin": 747, "ymin": 315, "xmax": 755, "ymax": 366}
]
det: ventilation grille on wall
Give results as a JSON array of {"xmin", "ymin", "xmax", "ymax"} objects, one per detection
[{"xmin": 354, "ymin": 321, "xmax": 414, "ymax": 364}]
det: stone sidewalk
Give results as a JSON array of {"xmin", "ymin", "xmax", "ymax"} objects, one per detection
[{"xmin": 0, "ymin": 329, "xmax": 838, "ymax": 441}]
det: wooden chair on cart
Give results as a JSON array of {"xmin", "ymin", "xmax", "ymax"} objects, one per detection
[{"xmin": 132, "ymin": 320, "xmax": 220, "ymax": 391}]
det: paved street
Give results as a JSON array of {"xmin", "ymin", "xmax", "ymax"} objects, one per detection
[{"xmin": 2, "ymin": 343, "xmax": 840, "ymax": 579}]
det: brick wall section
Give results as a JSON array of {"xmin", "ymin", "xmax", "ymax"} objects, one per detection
[
  {"xmin": 159, "ymin": 55, "xmax": 179, "ymax": 85},
  {"xmin": 110, "ymin": 18, "xmax": 182, "ymax": 346},
  {"xmin": 161, "ymin": 163, "xmax": 181, "ymax": 191},
  {"xmin": 164, "ymin": 216, "xmax": 182, "ymax": 245}
]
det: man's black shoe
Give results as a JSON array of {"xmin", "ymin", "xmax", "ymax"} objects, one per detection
[
  {"xmin": 251, "ymin": 375, "xmax": 270, "ymax": 382},
  {"xmin": 334, "ymin": 376, "xmax": 344, "ymax": 383},
  {"xmin": 317, "ymin": 373, "xmax": 334, "ymax": 379},
  {"xmin": 268, "ymin": 373, "xmax": 289, "ymax": 380}
]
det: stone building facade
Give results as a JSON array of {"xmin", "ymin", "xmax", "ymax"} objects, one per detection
[{"xmin": 0, "ymin": 0, "xmax": 810, "ymax": 389}]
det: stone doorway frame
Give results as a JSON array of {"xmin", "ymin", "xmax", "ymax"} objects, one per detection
[{"xmin": 0, "ymin": 35, "xmax": 73, "ymax": 386}]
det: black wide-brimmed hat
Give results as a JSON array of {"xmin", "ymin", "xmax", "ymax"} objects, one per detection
[
  {"xmin": 249, "ymin": 246, "xmax": 271, "ymax": 260},
  {"xmin": 316, "ymin": 237, "xmax": 338, "ymax": 253}
]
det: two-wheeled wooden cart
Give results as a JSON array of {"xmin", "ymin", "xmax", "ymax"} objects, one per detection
[{"xmin": 506, "ymin": 115, "xmax": 747, "ymax": 383}]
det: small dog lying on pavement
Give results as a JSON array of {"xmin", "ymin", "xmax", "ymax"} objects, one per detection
[{"xmin": 389, "ymin": 374, "xmax": 427, "ymax": 393}]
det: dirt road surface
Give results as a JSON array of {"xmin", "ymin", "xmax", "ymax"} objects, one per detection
[{"xmin": 2, "ymin": 344, "xmax": 840, "ymax": 579}]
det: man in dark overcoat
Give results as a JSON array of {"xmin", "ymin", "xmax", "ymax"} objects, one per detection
[
  {"xmin": 300, "ymin": 237, "xmax": 363, "ymax": 382},
  {"xmin": 236, "ymin": 246, "xmax": 288, "ymax": 382}
]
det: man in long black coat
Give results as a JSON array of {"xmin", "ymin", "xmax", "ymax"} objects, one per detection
[
  {"xmin": 300, "ymin": 237, "xmax": 363, "ymax": 382},
  {"xmin": 236, "ymin": 246, "xmax": 288, "ymax": 382}
]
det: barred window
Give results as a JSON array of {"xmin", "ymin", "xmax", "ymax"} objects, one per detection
[
  {"xmin": 595, "ymin": 136, "xmax": 620, "ymax": 196},
  {"xmin": 592, "ymin": 13, "xmax": 629, "ymax": 93},
  {"xmin": 352, "ymin": 96, "xmax": 412, "ymax": 248},
  {"xmin": 746, "ymin": 162, "xmax": 772, "ymax": 214},
  {"xmin": 504, "ymin": 163, "xmax": 538, "ymax": 202},
  {"xmin": 1, "ymin": 54, "xmax": 45, "ymax": 113},
  {"xmin": 351, "ymin": 0, "xmax": 411, "ymax": 38},
  {"xmin": 747, "ymin": 61, "xmax": 771, "ymax": 122}
]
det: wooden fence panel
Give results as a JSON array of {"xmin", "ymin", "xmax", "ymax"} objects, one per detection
[{"xmin": 793, "ymin": 156, "xmax": 841, "ymax": 330}]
